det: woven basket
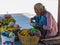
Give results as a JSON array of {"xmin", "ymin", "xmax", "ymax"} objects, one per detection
[{"xmin": 18, "ymin": 32, "xmax": 40, "ymax": 45}]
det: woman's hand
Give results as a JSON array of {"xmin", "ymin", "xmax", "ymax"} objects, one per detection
[
  {"xmin": 30, "ymin": 18, "xmax": 34, "ymax": 23},
  {"xmin": 34, "ymin": 24, "xmax": 43, "ymax": 29},
  {"xmin": 34, "ymin": 24, "xmax": 39, "ymax": 28}
]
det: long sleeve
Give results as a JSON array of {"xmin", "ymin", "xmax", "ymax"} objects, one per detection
[
  {"xmin": 43, "ymin": 11, "xmax": 58, "ymax": 38},
  {"xmin": 43, "ymin": 13, "xmax": 52, "ymax": 30}
]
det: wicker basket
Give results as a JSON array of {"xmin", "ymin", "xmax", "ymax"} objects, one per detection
[{"xmin": 18, "ymin": 32, "xmax": 40, "ymax": 45}]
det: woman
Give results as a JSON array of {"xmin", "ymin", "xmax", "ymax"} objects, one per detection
[{"xmin": 30, "ymin": 3, "xmax": 58, "ymax": 38}]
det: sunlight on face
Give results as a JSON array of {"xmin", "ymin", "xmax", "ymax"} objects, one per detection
[{"xmin": 34, "ymin": 7, "xmax": 42, "ymax": 15}]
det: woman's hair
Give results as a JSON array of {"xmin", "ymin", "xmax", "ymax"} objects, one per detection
[{"xmin": 34, "ymin": 3, "xmax": 45, "ymax": 12}]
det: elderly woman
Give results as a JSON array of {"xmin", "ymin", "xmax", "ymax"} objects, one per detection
[{"xmin": 30, "ymin": 3, "xmax": 58, "ymax": 38}]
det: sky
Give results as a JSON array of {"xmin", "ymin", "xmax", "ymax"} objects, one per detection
[{"xmin": 0, "ymin": 0, "xmax": 58, "ymax": 22}]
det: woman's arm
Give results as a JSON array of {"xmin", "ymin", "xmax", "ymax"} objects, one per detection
[{"xmin": 43, "ymin": 14, "xmax": 52, "ymax": 30}]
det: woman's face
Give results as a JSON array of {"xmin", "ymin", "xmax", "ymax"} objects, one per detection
[{"xmin": 34, "ymin": 7, "xmax": 41, "ymax": 15}]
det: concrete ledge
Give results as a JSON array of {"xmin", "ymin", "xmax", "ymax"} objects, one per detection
[{"xmin": 41, "ymin": 36, "xmax": 60, "ymax": 45}]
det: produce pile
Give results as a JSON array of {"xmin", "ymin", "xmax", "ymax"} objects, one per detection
[
  {"xmin": 0, "ymin": 14, "xmax": 41, "ymax": 42},
  {"xmin": 0, "ymin": 15, "xmax": 20, "ymax": 38},
  {"xmin": 19, "ymin": 27, "xmax": 41, "ymax": 37},
  {"xmin": 4, "ymin": 15, "xmax": 16, "ymax": 26}
]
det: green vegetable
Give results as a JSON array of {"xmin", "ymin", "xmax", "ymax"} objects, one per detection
[
  {"xmin": 31, "ymin": 27, "xmax": 39, "ymax": 32},
  {"xmin": 5, "ymin": 20, "xmax": 9, "ymax": 26},
  {"xmin": 13, "ymin": 19, "xmax": 16, "ymax": 24}
]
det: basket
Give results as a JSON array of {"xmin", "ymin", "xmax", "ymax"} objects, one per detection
[{"xmin": 18, "ymin": 32, "xmax": 40, "ymax": 45}]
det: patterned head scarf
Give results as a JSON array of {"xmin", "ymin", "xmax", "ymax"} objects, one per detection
[{"xmin": 34, "ymin": 3, "xmax": 45, "ymax": 11}]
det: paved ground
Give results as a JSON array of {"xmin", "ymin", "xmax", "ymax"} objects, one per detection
[
  {"xmin": 0, "ymin": 41, "xmax": 45, "ymax": 45},
  {"xmin": 0, "ymin": 41, "xmax": 21, "ymax": 45}
]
